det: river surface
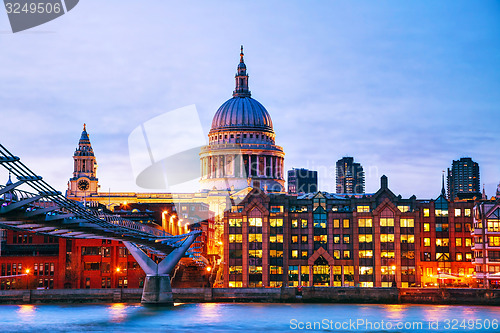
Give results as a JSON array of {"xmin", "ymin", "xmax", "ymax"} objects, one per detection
[{"xmin": 0, "ymin": 303, "xmax": 499, "ymax": 332}]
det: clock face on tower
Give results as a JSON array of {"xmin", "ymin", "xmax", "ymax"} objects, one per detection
[{"xmin": 77, "ymin": 179, "xmax": 90, "ymax": 191}]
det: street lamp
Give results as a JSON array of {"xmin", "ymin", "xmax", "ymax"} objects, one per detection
[{"xmin": 24, "ymin": 268, "xmax": 30, "ymax": 289}]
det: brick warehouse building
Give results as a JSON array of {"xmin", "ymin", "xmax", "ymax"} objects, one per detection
[
  {"xmin": 223, "ymin": 176, "xmax": 475, "ymax": 288},
  {"xmin": 0, "ymin": 201, "xmax": 213, "ymax": 290}
]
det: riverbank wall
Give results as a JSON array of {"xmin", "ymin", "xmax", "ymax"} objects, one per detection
[{"xmin": 0, "ymin": 287, "xmax": 499, "ymax": 305}]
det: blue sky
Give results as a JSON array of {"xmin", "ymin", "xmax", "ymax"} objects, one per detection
[{"xmin": 0, "ymin": 1, "xmax": 499, "ymax": 198}]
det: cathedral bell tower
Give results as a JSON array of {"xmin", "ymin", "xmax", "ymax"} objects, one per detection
[{"xmin": 67, "ymin": 124, "xmax": 99, "ymax": 198}]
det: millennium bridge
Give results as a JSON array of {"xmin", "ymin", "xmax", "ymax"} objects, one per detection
[{"xmin": 0, "ymin": 144, "xmax": 201, "ymax": 305}]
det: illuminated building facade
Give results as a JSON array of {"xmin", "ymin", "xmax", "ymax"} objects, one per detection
[
  {"xmin": 336, "ymin": 157, "xmax": 365, "ymax": 194},
  {"xmin": 224, "ymin": 176, "xmax": 420, "ymax": 288},
  {"xmin": 447, "ymin": 157, "xmax": 480, "ymax": 200},
  {"xmin": 223, "ymin": 175, "xmax": 479, "ymax": 288},
  {"xmin": 473, "ymin": 200, "xmax": 500, "ymax": 288},
  {"xmin": 417, "ymin": 185, "xmax": 475, "ymax": 287}
]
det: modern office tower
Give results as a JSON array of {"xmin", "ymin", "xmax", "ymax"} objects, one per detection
[
  {"xmin": 336, "ymin": 157, "xmax": 365, "ymax": 194},
  {"xmin": 288, "ymin": 168, "xmax": 318, "ymax": 194},
  {"xmin": 447, "ymin": 157, "xmax": 480, "ymax": 200}
]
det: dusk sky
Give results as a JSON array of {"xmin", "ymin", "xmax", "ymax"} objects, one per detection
[{"xmin": 1, "ymin": 1, "xmax": 499, "ymax": 199}]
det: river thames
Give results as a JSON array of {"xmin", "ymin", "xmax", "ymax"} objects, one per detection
[{"xmin": 0, "ymin": 303, "xmax": 499, "ymax": 332}]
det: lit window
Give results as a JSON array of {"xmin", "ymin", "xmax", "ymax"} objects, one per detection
[
  {"xmin": 313, "ymin": 235, "xmax": 327, "ymax": 244},
  {"xmin": 435, "ymin": 209, "xmax": 448, "ymax": 217},
  {"xmin": 291, "ymin": 250, "xmax": 298, "ymax": 258},
  {"xmin": 333, "ymin": 235, "xmax": 340, "ymax": 244},
  {"xmin": 270, "ymin": 250, "xmax": 283, "ymax": 258},
  {"xmin": 381, "ymin": 251, "xmax": 395, "ymax": 259},
  {"xmin": 229, "ymin": 234, "xmax": 242, "ymax": 243},
  {"xmin": 380, "ymin": 234, "xmax": 394, "ymax": 243},
  {"xmin": 358, "ymin": 219, "xmax": 372, "ymax": 227},
  {"xmin": 333, "ymin": 250, "xmax": 340, "ymax": 259},
  {"xmin": 301, "ymin": 251, "xmax": 308, "ymax": 259},
  {"xmin": 465, "ymin": 253, "xmax": 472, "ymax": 260},
  {"xmin": 343, "ymin": 219, "xmax": 350, "ymax": 228},
  {"xmin": 359, "ymin": 234, "xmax": 373, "ymax": 243},
  {"xmin": 333, "ymin": 219, "xmax": 340, "ymax": 228},
  {"xmin": 291, "ymin": 219, "xmax": 298, "ymax": 228},
  {"xmin": 423, "ymin": 223, "xmax": 430, "ymax": 232},
  {"xmin": 301, "ymin": 219, "xmax": 308, "ymax": 228},
  {"xmin": 456, "ymin": 253, "xmax": 463, "ymax": 261},
  {"xmin": 269, "ymin": 235, "xmax": 283, "ymax": 243},
  {"xmin": 343, "ymin": 235, "xmax": 350, "ymax": 244},
  {"xmin": 249, "ymin": 234, "xmax": 262, "ymax": 243},
  {"xmin": 455, "ymin": 208, "xmax": 461, "ymax": 217},
  {"xmin": 229, "ymin": 266, "xmax": 242, "ymax": 274},
  {"xmin": 357, "ymin": 205, "xmax": 370, "ymax": 213},
  {"xmin": 359, "ymin": 250, "xmax": 373, "ymax": 258},
  {"xmin": 291, "ymin": 235, "xmax": 298, "ymax": 243},
  {"xmin": 398, "ymin": 205, "xmax": 410, "ymax": 213},
  {"xmin": 270, "ymin": 219, "xmax": 283, "ymax": 227},
  {"xmin": 423, "ymin": 208, "xmax": 430, "ymax": 217},
  {"xmin": 301, "ymin": 235, "xmax": 308, "ymax": 243},
  {"xmin": 380, "ymin": 218, "xmax": 394, "ymax": 227},
  {"xmin": 401, "ymin": 235, "xmax": 414, "ymax": 243},
  {"xmin": 248, "ymin": 218, "xmax": 262, "ymax": 227},
  {"xmin": 436, "ymin": 238, "xmax": 449, "ymax": 247},
  {"xmin": 270, "ymin": 206, "xmax": 283, "ymax": 213},
  {"xmin": 456, "ymin": 238, "xmax": 462, "ymax": 247},
  {"xmin": 343, "ymin": 250, "xmax": 350, "ymax": 259},
  {"xmin": 359, "ymin": 266, "xmax": 373, "ymax": 275},
  {"xmin": 400, "ymin": 219, "xmax": 414, "ymax": 228},
  {"xmin": 249, "ymin": 250, "xmax": 262, "ymax": 258},
  {"xmin": 465, "ymin": 209, "xmax": 471, "ymax": 217},
  {"xmin": 424, "ymin": 238, "xmax": 431, "ymax": 247},
  {"xmin": 270, "ymin": 266, "xmax": 283, "ymax": 275},
  {"xmin": 381, "ymin": 266, "xmax": 396, "ymax": 275},
  {"xmin": 229, "ymin": 219, "xmax": 242, "ymax": 227},
  {"xmin": 465, "ymin": 238, "xmax": 472, "ymax": 247}
]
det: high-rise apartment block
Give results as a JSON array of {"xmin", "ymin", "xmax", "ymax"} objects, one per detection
[
  {"xmin": 336, "ymin": 157, "xmax": 365, "ymax": 194},
  {"xmin": 447, "ymin": 157, "xmax": 480, "ymax": 200},
  {"xmin": 288, "ymin": 168, "xmax": 318, "ymax": 194}
]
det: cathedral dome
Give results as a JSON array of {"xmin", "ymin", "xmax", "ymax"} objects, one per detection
[
  {"xmin": 211, "ymin": 97, "xmax": 273, "ymax": 132},
  {"xmin": 209, "ymin": 46, "xmax": 274, "ymax": 134},
  {"xmin": 200, "ymin": 46, "xmax": 285, "ymax": 193}
]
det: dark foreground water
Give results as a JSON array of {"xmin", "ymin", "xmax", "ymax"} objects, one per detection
[{"xmin": 0, "ymin": 303, "xmax": 499, "ymax": 332}]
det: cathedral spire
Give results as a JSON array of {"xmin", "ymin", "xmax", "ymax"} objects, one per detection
[{"xmin": 233, "ymin": 45, "xmax": 251, "ymax": 98}]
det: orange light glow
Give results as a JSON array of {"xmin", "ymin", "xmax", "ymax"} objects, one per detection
[
  {"xmin": 25, "ymin": 269, "xmax": 30, "ymax": 274},
  {"xmin": 206, "ymin": 266, "xmax": 212, "ymax": 272},
  {"xmin": 116, "ymin": 267, "xmax": 121, "ymax": 273}
]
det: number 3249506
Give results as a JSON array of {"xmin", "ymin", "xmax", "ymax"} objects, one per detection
[
  {"xmin": 5, "ymin": 2, "xmax": 62, "ymax": 14},
  {"xmin": 443, "ymin": 319, "xmax": 498, "ymax": 330}
]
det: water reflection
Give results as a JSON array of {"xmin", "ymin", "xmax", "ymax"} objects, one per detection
[
  {"xmin": 382, "ymin": 304, "xmax": 407, "ymax": 321},
  {"xmin": 16, "ymin": 304, "xmax": 36, "ymax": 322},
  {"xmin": 2, "ymin": 303, "xmax": 500, "ymax": 332},
  {"xmin": 422, "ymin": 305, "xmax": 451, "ymax": 322},
  {"xmin": 108, "ymin": 303, "xmax": 127, "ymax": 323},
  {"xmin": 197, "ymin": 303, "xmax": 222, "ymax": 324}
]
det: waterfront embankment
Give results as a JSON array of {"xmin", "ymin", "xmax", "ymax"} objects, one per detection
[{"xmin": 0, "ymin": 287, "xmax": 499, "ymax": 305}]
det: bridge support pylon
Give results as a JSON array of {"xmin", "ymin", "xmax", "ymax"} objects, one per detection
[{"xmin": 123, "ymin": 233, "xmax": 199, "ymax": 306}]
